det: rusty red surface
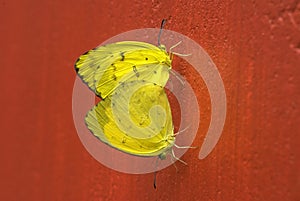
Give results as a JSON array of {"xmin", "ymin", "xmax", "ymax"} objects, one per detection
[{"xmin": 1, "ymin": 1, "xmax": 299, "ymax": 201}]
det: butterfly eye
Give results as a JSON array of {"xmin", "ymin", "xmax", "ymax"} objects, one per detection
[{"xmin": 159, "ymin": 44, "xmax": 166, "ymax": 51}]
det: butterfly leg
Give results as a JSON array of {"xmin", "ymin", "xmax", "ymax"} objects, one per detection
[
  {"xmin": 171, "ymin": 149, "xmax": 187, "ymax": 165},
  {"xmin": 172, "ymin": 52, "xmax": 192, "ymax": 57},
  {"xmin": 153, "ymin": 157, "xmax": 160, "ymax": 189},
  {"xmin": 169, "ymin": 41, "xmax": 182, "ymax": 54},
  {"xmin": 169, "ymin": 41, "xmax": 192, "ymax": 57},
  {"xmin": 172, "ymin": 124, "xmax": 190, "ymax": 136},
  {"xmin": 169, "ymin": 70, "xmax": 185, "ymax": 86},
  {"xmin": 169, "ymin": 153, "xmax": 179, "ymax": 172},
  {"xmin": 174, "ymin": 144, "xmax": 198, "ymax": 149}
]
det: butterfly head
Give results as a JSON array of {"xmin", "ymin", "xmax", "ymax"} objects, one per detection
[
  {"xmin": 158, "ymin": 133, "xmax": 175, "ymax": 160},
  {"xmin": 158, "ymin": 145, "xmax": 173, "ymax": 160},
  {"xmin": 159, "ymin": 151, "xmax": 167, "ymax": 160}
]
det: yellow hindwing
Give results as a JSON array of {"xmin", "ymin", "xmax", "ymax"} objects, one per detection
[{"xmin": 75, "ymin": 41, "xmax": 172, "ymax": 99}]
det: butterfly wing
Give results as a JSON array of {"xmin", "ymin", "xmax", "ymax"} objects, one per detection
[
  {"xmin": 85, "ymin": 83, "xmax": 175, "ymax": 157},
  {"xmin": 75, "ymin": 41, "xmax": 171, "ymax": 99}
]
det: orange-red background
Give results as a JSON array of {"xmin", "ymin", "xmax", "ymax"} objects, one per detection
[{"xmin": 1, "ymin": 1, "xmax": 299, "ymax": 201}]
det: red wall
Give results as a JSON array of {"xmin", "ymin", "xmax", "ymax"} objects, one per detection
[{"xmin": 1, "ymin": 1, "xmax": 299, "ymax": 201}]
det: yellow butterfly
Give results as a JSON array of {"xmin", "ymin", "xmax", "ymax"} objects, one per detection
[
  {"xmin": 85, "ymin": 82, "xmax": 175, "ymax": 159},
  {"xmin": 74, "ymin": 19, "xmax": 192, "ymax": 159},
  {"xmin": 75, "ymin": 20, "xmax": 194, "ymax": 188}
]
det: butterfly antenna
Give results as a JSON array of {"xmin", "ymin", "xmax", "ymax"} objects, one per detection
[
  {"xmin": 153, "ymin": 171, "xmax": 157, "ymax": 189},
  {"xmin": 153, "ymin": 157, "xmax": 159, "ymax": 189},
  {"xmin": 158, "ymin": 19, "xmax": 167, "ymax": 46}
]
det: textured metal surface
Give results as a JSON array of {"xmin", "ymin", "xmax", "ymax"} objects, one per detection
[{"xmin": 1, "ymin": 0, "xmax": 299, "ymax": 201}]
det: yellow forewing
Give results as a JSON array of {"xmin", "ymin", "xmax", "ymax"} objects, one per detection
[{"xmin": 85, "ymin": 83, "xmax": 175, "ymax": 156}]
